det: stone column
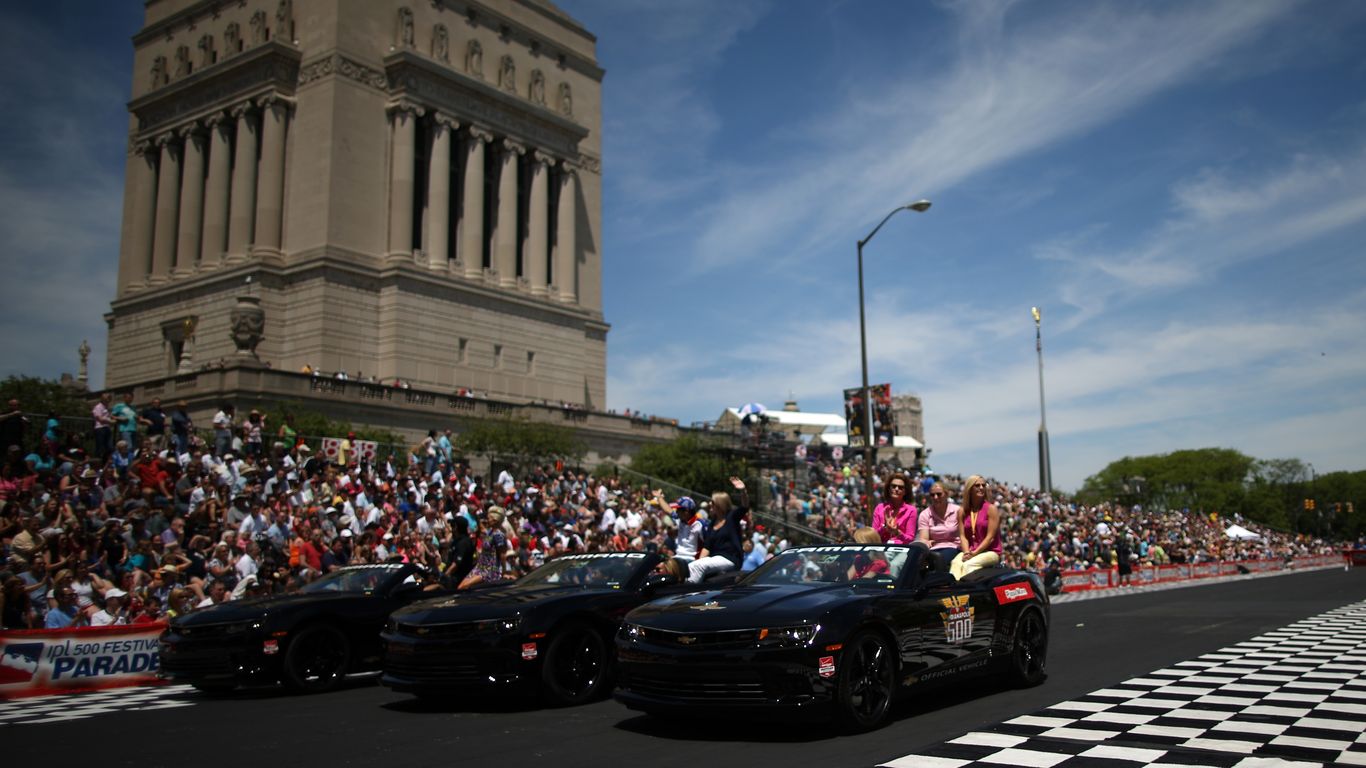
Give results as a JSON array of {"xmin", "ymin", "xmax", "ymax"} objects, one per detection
[
  {"xmin": 174, "ymin": 124, "xmax": 205, "ymax": 275},
  {"xmin": 124, "ymin": 142, "xmax": 158, "ymax": 287},
  {"xmin": 527, "ymin": 151, "xmax": 550, "ymax": 296},
  {"xmin": 493, "ymin": 138, "xmax": 523, "ymax": 288},
  {"xmin": 555, "ymin": 165, "xmax": 578, "ymax": 304},
  {"xmin": 200, "ymin": 112, "xmax": 232, "ymax": 269},
  {"xmin": 425, "ymin": 113, "xmax": 457, "ymax": 269},
  {"xmin": 227, "ymin": 101, "xmax": 258, "ymax": 262},
  {"xmin": 254, "ymin": 95, "xmax": 289, "ymax": 253},
  {"xmin": 459, "ymin": 128, "xmax": 489, "ymax": 279},
  {"xmin": 150, "ymin": 132, "xmax": 182, "ymax": 283},
  {"xmin": 387, "ymin": 101, "xmax": 422, "ymax": 259}
]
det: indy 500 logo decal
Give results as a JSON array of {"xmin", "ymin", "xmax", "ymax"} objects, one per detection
[{"xmin": 938, "ymin": 595, "xmax": 974, "ymax": 645}]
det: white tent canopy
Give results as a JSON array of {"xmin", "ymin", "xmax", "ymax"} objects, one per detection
[{"xmin": 1224, "ymin": 524, "xmax": 1262, "ymax": 541}]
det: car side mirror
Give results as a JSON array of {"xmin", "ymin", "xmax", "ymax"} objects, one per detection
[{"xmin": 914, "ymin": 571, "xmax": 955, "ymax": 599}]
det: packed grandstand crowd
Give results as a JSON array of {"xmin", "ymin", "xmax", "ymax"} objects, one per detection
[{"xmin": 0, "ymin": 396, "xmax": 1347, "ymax": 630}]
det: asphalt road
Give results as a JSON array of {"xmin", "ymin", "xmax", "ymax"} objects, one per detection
[{"xmin": 10, "ymin": 567, "xmax": 1365, "ymax": 768}]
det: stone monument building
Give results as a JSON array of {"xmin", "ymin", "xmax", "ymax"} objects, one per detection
[{"xmin": 107, "ymin": 0, "xmax": 607, "ymax": 409}]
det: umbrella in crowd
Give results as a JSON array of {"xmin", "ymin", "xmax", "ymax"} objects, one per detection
[{"xmin": 737, "ymin": 402, "xmax": 768, "ymax": 417}]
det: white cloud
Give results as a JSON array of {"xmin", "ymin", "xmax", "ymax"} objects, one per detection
[{"xmin": 682, "ymin": 0, "xmax": 1300, "ymax": 272}]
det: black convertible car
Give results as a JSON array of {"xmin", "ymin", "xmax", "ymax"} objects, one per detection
[
  {"xmin": 160, "ymin": 563, "xmax": 442, "ymax": 693},
  {"xmin": 614, "ymin": 543, "xmax": 1049, "ymax": 731},
  {"xmin": 381, "ymin": 551, "xmax": 692, "ymax": 705}
]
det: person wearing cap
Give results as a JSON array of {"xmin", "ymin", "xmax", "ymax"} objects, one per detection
[
  {"xmin": 668, "ymin": 492, "xmax": 703, "ymax": 566},
  {"xmin": 91, "ymin": 588, "xmax": 129, "ymax": 626}
]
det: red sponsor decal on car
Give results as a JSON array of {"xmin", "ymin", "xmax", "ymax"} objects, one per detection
[
  {"xmin": 521, "ymin": 642, "xmax": 538, "ymax": 661},
  {"xmin": 993, "ymin": 582, "xmax": 1036, "ymax": 605},
  {"xmin": 818, "ymin": 656, "xmax": 836, "ymax": 678}
]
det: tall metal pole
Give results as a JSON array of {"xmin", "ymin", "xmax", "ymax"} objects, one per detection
[
  {"xmin": 856, "ymin": 201, "xmax": 930, "ymax": 520},
  {"xmin": 1032, "ymin": 307, "xmax": 1052, "ymax": 493},
  {"xmin": 857, "ymin": 238, "xmax": 874, "ymax": 520}
]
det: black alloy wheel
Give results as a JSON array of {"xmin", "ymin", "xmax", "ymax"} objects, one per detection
[
  {"xmin": 542, "ymin": 622, "xmax": 609, "ymax": 706},
  {"xmin": 836, "ymin": 630, "xmax": 896, "ymax": 732},
  {"xmin": 1008, "ymin": 608, "xmax": 1048, "ymax": 687},
  {"xmin": 282, "ymin": 625, "xmax": 351, "ymax": 693}
]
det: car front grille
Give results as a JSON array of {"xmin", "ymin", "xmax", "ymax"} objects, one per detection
[{"xmin": 621, "ymin": 663, "xmax": 768, "ymax": 702}]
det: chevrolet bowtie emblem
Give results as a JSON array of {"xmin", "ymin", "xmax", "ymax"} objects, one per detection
[
  {"xmin": 677, "ymin": 636, "xmax": 697, "ymax": 645},
  {"xmin": 415, "ymin": 627, "xmax": 429, "ymax": 635},
  {"xmin": 690, "ymin": 601, "xmax": 725, "ymax": 611}
]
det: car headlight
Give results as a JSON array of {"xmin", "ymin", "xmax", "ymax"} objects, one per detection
[
  {"xmin": 620, "ymin": 623, "xmax": 647, "ymax": 642},
  {"xmin": 385, "ymin": 618, "xmax": 399, "ymax": 635},
  {"xmin": 756, "ymin": 624, "xmax": 820, "ymax": 648},
  {"xmin": 476, "ymin": 616, "xmax": 520, "ymax": 634},
  {"xmin": 224, "ymin": 620, "xmax": 264, "ymax": 635}
]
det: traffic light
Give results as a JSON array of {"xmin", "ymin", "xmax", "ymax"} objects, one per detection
[
  {"xmin": 1308, "ymin": 499, "xmax": 1316, "ymax": 511},
  {"xmin": 1304, "ymin": 498, "xmax": 1311, "ymax": 510}
]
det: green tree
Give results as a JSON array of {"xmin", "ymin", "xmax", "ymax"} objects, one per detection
[
  {"xmin": 456, "ymin": 417, "xmax": 585, "ymax": 476},
  {"xmin": 628, "ymin": 434, "xmax": 750, "ymax": 498},
  {"xmin": 0, "ymin": 375, "xmax": 91, "ymax": 419}
]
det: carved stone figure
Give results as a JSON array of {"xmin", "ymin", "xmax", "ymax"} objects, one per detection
[
  {"xmin": 432, "ymin": 24, "xmax": 449, "ymax": 62},
  {"xmin": 174, "ymin": 45, "xmax": 192, "ymax": 78},
  {"xmin": 150, "ymin": 55, "xmax": 169, "ymax": 89},
  {"xmin": 230, "ymin": 296, "xmax": 265, "ymax": 359},
  {"xmin": 198, "ymin": 34, "xmax": 216, "ymax": 69},
  {"xmin": 250, "ymin": 10, "xmax": 268, "ymax": 46},
  {"xmin": 78, "ymin": 340, "xmax": 91, "ymax": 384},
  {"xmin": 529, "ymin": 69, "xmax": 545, "ymax": 105},
  {"xmin": 499, "ymin": 55, "xmax": 516, "ymax": 92},
  {"xmin": 466, "ymin": 39, "xmax": 483, "ymax": 78},
  {"xmin": 224, "ymin": 22, "xmax": 242, "ymax": 56},
  {"xmin": 558, "ymin": 82, "xmax": 573, "ymax": 117},
  {"xmin": 397, "ymin": 7, "xmax": 415, "ymax": 48},
  {"xmin": 276, "ymin": 0, "xmax": 295, "ymax": 43}
]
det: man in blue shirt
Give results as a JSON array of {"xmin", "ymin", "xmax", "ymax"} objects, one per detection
[{"xmin": 45, "ymin": 587, "xmax": 86, "ymax": 629}]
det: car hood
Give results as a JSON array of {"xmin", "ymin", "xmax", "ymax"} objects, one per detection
[
  {"xmin": 171, "ymin": 592, "xmax": 361, "ymax": 627},
  {"xmin": 392, "ymin": 583, "xmax": 611, "ymax": 624},
  {"xmin": 626, "ymin": 583, "xmax": 876, "ymax": 630}
]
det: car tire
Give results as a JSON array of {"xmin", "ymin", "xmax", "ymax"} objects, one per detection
[
  {"xmin": 1008, "ymin": 608, "xmax": 1048, "ymax": 687},
  {"xmin": 835, "ymin": 630, "xmax": 896, "ymax": 733},
  {"xmin": 282, "ymin": 625, "xmax": 351, "ymax": 694},
  {"xmin": 541, "ymin": 621, "xmax": 609, "ymax": 706}
]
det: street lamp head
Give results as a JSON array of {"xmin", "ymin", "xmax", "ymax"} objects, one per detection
[
  {"xmin": 1031, "ymin": 306, "xmax": 1041, "ymax": 325},
  {"xmin": 906, "ymin": 199, "xmax": 932, "ymax": 213}
]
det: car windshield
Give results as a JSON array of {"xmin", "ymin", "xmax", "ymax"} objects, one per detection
[
  {"xmin": 299, "ymin": 564, "xmax": 407, "ymax": 594},
  {"xmin": 746, "ymin": 545, "xmax": 911, "ymax": 587},
  {"xmin": 519, "ymin": 552, "xmax": 650, "ymax": 588}
]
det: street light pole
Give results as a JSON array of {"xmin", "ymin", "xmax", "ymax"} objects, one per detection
[
  {"xmin": 857, "ymin": 200, "xmax": 931, "ymax": 520},
  {"xmin": 1032, "ymin": 307, "xmax": 1052, "ymax": 494}
]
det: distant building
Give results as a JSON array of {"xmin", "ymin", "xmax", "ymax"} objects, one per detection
[
  {"xmin": 892, "ymin": 393, "xmax": 924, "ymax": 446},
  {"xmin": 106, "ymin": 0, "xmax": 607, "ymax": 409}
]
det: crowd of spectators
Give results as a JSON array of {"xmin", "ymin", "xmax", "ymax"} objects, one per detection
[
  {"xmin": 0, "ymin": 393, "xmax": 1348, "ymax": 631},
  {"xmin": 771, "ymin": 460, "xmax": 1343, "ymax": 581}
]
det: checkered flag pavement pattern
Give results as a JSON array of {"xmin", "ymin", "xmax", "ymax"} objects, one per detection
[
  {"xmin": 0, "ymin": 684, "xmax": 197, "ymax": 726},
  {"xmin": 880, "ymin": 599, "xmax": 1366, "ymax": 768}
]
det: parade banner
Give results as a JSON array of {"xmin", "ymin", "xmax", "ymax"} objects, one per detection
[
  {"xmin": 0, "ymin": 623, "xmax": 167, "ymax": 699},
  {"xmin": 1060, "ymin": 556, "xmax": 1341, "ymax": 595},
  {"xmin": 319, "ymin": 437, "xmax": 378, "ymax": 464}
]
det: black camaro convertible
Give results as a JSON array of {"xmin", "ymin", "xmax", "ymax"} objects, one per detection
[
  {"xmin": 160, "ymin": 563, "xmax": 442, "ymax": 693},
  {"xmin": 614, "ymin": 543, "xmax": 1049, "ymax": 731},
  {"xmin": 381, "ymin": 551, "xmax": 692, "ymax": 705}
]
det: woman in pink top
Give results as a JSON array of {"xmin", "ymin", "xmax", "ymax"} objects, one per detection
[
  {"xmin": 952, "ymin": 475, "xmax": 1002, "ymax": 578},
  {"xmin": 871, "ymin": 473, "xmax": 916, "ymax": 544},
  {"xmin": 916, "ymin": 481, "xmax": 960, "ymax": 567}
]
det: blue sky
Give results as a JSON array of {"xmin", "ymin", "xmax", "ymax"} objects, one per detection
[{"xmin": 3, "ymin": 1, "xmax": 1366, "ymax": 492}]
